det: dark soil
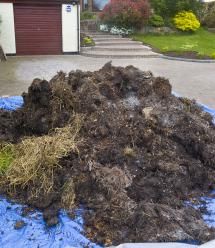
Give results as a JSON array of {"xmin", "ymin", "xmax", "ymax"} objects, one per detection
[
  {"xmin": 0, "ymin": 63, "xmax": 215, "ymax": 246},
  {"xmin": 163, "ymin": 51, "xmax": 214, "ymax": 60}
]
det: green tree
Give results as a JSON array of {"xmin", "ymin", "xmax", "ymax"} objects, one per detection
[{"xmin": 150, "ymin": 0, "xmax": 201, "ymax": 19}]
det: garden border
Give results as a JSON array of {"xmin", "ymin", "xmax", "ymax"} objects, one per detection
[{"xmin": 161, "ymin": 54, "xmax": 215, "ymax": 63}]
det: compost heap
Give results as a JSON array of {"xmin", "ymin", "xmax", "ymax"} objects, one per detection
[{"xmin": 0, "ymin": 63, "xmax": 215, "ymax": 246}]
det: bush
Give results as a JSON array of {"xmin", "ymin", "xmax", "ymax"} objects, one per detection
[
  {"xmin": 203, "ymin": 12, "xmax": 215, "ymax": 28},
  {"xmin": 99, "ymin": 0, "xmax": 150, "ymax": 29},
  {"xmin": 211, "ymin": 52, "xmax": 215, "ymax": 59},
  {"xmin": 173, "ymin": 11, "xmax": 200, "ymax": 32},
  {"xmin": 150, "ymin": 0, "xmax": 201, "ymax": 19},
  {"xmin": 80, "ymin": 11, "xmax": 96, "ymax": 20},
  {"xmin": 100, "ymin": 24, "xmax": 109, "ymax": 32},
  {"xmin": 149, "ymin": 14, "xmax": 165, "ymax": 27},
  {"xmin": 110, "ymin": 26, "xmax": 134, "ymax": 35},
  {"xmin": 81, "ymin": 36, "xmax": 95, "ymax": 47}
]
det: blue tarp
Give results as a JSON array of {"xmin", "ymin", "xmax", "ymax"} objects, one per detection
[
  {"xmin": 0, "ymin": 96, "xmax": 101, "ymax": 248},
  {"xmin": 0, "ymin": 96, "xmax": 23, "ymax": 111},
  {"xmin": 0, "ymin": 95, "xmax": 215, "ymax": 248},
  {"xmin": 0, "ymin": 197, "xmax": 101, "ymax": 248},
  {"xmin": 201, "ymin": 104, "xmax": 215, "ymax": 124}
]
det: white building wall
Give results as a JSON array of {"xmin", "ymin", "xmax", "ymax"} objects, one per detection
[
  {"xmin": 0, "ymin": 3, "xmax": 16, "ymax": 54},
  {"xmin": 62, "ymin": 4, "xmax": 79, "ymax": 53}
]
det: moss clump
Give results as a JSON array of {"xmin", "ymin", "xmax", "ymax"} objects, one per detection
[{"xmin": 0, "ymin": 144, "xmax": 15, "ymax": 175}]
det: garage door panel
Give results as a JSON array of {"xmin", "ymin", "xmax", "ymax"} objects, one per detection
[{"xmin": 14, "ymin": 5, "xmax": 62, "ymax": 55}]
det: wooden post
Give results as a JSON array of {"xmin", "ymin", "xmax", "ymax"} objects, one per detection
[{"xmin": 0, "ymin": 45, "xmax": 7, "ymax": 61}]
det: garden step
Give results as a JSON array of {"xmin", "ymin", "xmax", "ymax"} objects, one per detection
[
  {"xmin": 95, "ymin": 40, "xmax": 143, "ymax": 46},
  {"xmin": 81, "ymin": 49, "xmax": 160, "ymax": 59},
  {"xmin": 94, "ymin": 37, "xmax": 132, "ymax": 42},
  {"xmin": 83, "ymin": 32, "xmax": 109, "ymax": 35},
  {"xmin": 82, "ymin": 45, "xmax": 151, "ymax": 51},
  {"xmin": 89, "ymin": 34, "xmax": 122, "ymax": 39}
]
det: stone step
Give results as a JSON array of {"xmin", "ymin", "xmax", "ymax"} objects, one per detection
[
  {"xmin": 95, "ymin": 40, "xmax": 143, "ymax": 46},
  {"xmin": 82, "ymin": 45, "xmax": 151, "ymax": 51},
  {"xmin": 81, "ymin": 49, "xmax": 160, "ymax": 59},
  {"xmin": 94, "ymin": 37, "xmax": 132, "ymax": 42},
  {"xmin": 90, "ymin": 34, "xmax": 122, "ymax": 39},
  {"xmin": 83, "ymin": 32, "xmax": 114, "ymax": 36}
]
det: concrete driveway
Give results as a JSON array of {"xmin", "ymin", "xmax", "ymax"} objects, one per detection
[
  {"xmin": 110, "ymin": 239, "xmax": 215, "ymax": 248},
  {"xmin": 0, "ymin": 55, "xmax": 215, "ymax": 109}
]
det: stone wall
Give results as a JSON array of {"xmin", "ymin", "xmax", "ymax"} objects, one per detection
[{"xmin": 80, "ymin": 19, "xmax": 97, "ymax": 33}]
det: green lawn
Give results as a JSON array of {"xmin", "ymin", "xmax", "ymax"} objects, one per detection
[{"xmin": 132, "ymin": 28, "xmax": 215, "ymax": 58}]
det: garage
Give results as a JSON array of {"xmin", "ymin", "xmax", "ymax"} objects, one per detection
[
  {"xmin": 0, "ymin": 0, "xmax": 80, "ymax": 55},
  {"xmin": 14, "ymin": 5, "xmax": 62, "ymax": 55}
]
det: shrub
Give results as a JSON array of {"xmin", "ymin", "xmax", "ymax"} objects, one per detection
[
  {"xmin": 82, "ymin": 36, "xmax": 95, "ymax": 47},
  {"xmin": 80, "ymin": 11, "xmax": 96, "ymax": 20},
  {"xmin": 150, "ymin": 0, "xmax": 201, "ymax": 19},
  {"xmin": 149, "ymin": 14, "xmax": 165, "ymax": 27},
  {"xmin": 100, "ymin": 24, "xmax": 109, "ymax": 32},
  {"xmin": 110, "ymin": 26, "xmax": 134, "ymax": 35},
  {"xmin": 99, "ymin": 0, "xmax": 150, "ymax": 29},
  {"xmin": 211, "ymin": 52, "xmax": 215, "ymax": 59},
  {"xmin": 173, "ymin": 11, "xmax": 200, "ymax": 32},
  {"xmin": 203, "ymin": 12, "xmax": 215, "ymax": 28}
]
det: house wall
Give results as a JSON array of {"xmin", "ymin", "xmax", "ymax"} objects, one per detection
[
  {"xmin": 0, "ymin": 2, "xmax": 80, "ymax": 55},
  {"xmin": 0, "ymin": 3, "xmax": 16, "ymax": 54},
  {"xmin": 62, "ymin": 4, "xmax": 80, "ymax": 53}
]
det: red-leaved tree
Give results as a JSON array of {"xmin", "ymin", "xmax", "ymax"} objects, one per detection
[{"xmin": 99, "ymin": 0, "xmax": 150, "ymax": 29}]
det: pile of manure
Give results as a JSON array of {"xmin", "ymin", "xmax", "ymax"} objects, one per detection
[{"xmin": 0, "ymin": 63, "xmax": 215, "ymax": 246}]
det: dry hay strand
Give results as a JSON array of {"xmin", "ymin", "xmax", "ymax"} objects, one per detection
[
  {"xmin": 51, "ymin": 79, "xmax": 74, "ymax": 113},
  {"xmin": 2, "ymin": 115, "xmax": 83, "ymax": 199},
  {"xmin": 61, "ymin": 178, "xmax": 76, "ymax": 209},
  {"xmin": 123, "ymin": 146, "xmax": 136, "ymax": 157},
  {"xmin": 50, "ymin": 78, "xmax": 75, "ymax": 127}
]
